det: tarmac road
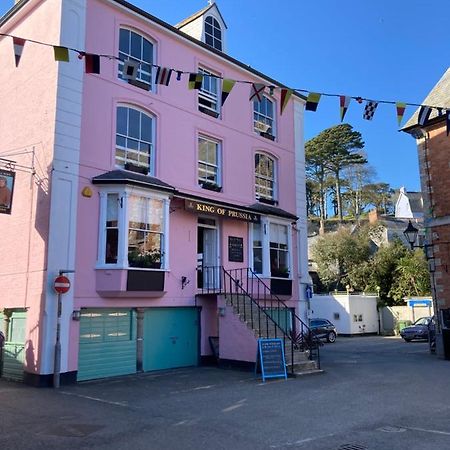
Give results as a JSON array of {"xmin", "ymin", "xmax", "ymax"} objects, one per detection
[{"xmin": 1, "ymin": 335, "xmax": 449, "ymax": 450}]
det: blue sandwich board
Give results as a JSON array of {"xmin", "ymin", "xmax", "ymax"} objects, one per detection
[{"xmin": 256, "ymin": 338, "xmax": 287, "ymax": 382}]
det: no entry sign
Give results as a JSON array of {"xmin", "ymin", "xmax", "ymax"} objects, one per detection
[{"xmin": 54, "ymin": 275, "xmax": 70, "ymax": 294}]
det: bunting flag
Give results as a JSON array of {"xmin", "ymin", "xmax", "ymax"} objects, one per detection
[
  {"xmin": 396, "ymin": 102, "xmax": 407, "ymax": 126},
  {"xmin": 340, "ymin": 96, "xmax": 351, "ymax": 122},
  {"xmin": 155, "ymin": 66, "xmax": 172, "ymax": 86},
  {"xmin": 188, "ymin": 73, "xmax": 203, "ymax": 90},
  {"xmin": 363, "ymin": 101, "xmax": 378, "ymax": 120},
  {"xmin": 249, "ymin": 83, "xmax": 265, "ymax": 102},
  {"xmin": 446, "ymin": 110, "xmax": 450, "ymax": 137},
  {"xmin": 85, "ymin": 53, "xmax": 100, "ymax": 74},
  {"xmin": 53, "ymin": 46, "xmax": 69, "ymax": 62},
  {"xmin": 305, "ymin": 92, "xmax": 321, "ymax": 111},
  {"xmin": 418, "ymin": 106, "xmax": 432, "ymax": 126},
  {"xmin": 221, "ymin": 79, "xmax": 236, "ymax": 106},
  {"xmin": 280, "ymin": 88, "xmax": 293, "ymax": 115},
  {"xmin": 122, "ymin": 59, "xmax": 138, "ymax": 80},
  {"xmin": 12, "ymin": 37, "xmax": 25, "ymax": 67}
]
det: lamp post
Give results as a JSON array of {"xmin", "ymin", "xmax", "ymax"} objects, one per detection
[{"xmin": 403, "ymin": 220, "xmax": 419, "ymax": 250}]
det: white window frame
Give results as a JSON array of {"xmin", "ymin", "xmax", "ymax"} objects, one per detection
[
  {"xmin": 254, "ymin": 96, "xmax": 276, "ymax": 139},
  {"xmin": 97, "ymin": 186, "xmax": 170, "ymax": 271},
  {"xmin": 250, "ymin": 217, "xmax": 292, "ymax": 279},
  {"xmin": 204, "ymin": 16, "xmax": 222, "ymax": 51},
  {"xmin": 255, "ymin": 152, "xmax": 277, "ymax": 202},
  {"xmin": 115, "ymin": 104, "xmax": 155, "ymax": 175},
  {"xmin": 198, "ymin": 67, "xmax": 220, "ymax": 117},
  {"xmin": 118, "ymin": 28, "xmax": 154, "ymax": 90},
  {"xmin": 198, "ymin": 135, "xmax": 222, "ymax": 188}
]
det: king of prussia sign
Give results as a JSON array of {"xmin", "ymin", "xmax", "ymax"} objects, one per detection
[{"xmin": 184, "ymin": 199, "xmax": 260, "ymax": 223}]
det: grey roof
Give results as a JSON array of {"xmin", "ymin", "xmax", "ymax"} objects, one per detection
[
  {"xmin": 175, "ymin": 3, "xmax": 228, "ymax": 30},
  {"xmin": 402, "ymin": 68, "xmax": 450, "ymax": 130},
  {"xmin": 92, "ymin": 170, "xmax": 175, "ymax": 192},
  {"xmin": 1, "ymin": 0, "xmax": 303, "ymax": 100},
  {"xmin": 248, "ymin": 203, "xmax": 298, "ymax": 221}
]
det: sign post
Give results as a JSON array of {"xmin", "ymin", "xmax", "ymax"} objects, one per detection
[
  {"xmin": 53, "ymin": 272, "xmax": 72, "ymax": 389},
  {"xmin": 256, "ymin": 338, "xmax": 287, "ymax": 382}
]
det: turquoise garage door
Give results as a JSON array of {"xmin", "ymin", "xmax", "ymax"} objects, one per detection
[
  {"xmin": 1, "ymin": 311, "xmax": 26, "ymax": 382},
  {"xmin": 78, "ymin": 309, "xmax": 137, "ymax": 381},
  {"xmin": 143, "ymin": 308, "xmax": 199, "ymax": 372}
]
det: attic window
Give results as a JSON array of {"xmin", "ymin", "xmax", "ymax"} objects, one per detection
[{"xmin": 205, "ymin": 16, "xmax": 222, "ymax": 51}]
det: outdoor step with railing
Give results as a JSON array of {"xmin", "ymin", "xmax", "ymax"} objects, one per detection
[{"xmin": 202, "ymin": 266, "xmax": 321, "ymax": 376}]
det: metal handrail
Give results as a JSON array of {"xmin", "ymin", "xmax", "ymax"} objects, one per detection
[{"xmin": 200, "ymin": 266, "xmax": 321, "ymax": 372}]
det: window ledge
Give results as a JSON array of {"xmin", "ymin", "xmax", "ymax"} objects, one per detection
[
  {"xmin": 257, "ymin": 197, "xmax": 278, "ymax": 206},
  {"xmin": 127, "ymin": 78, "xmax": 151, "ymax": 91},
  {"xmin": 256, "ymin": 131, "xmax": 276, "ymax": 141}
]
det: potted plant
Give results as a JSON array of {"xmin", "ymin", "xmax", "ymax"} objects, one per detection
[{"xmin": 128, "ymin": 249, "xmax": 163, "ymax": 269}]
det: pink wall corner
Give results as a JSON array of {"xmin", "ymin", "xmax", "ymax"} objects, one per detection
[{"xmin": 218, "ymin": 299, "xmax": 257, "ymax": 363}]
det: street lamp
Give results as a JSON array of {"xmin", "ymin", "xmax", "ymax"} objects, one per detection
[{"xmin": 403, "ymin": 220, "xmax": 419, "ymax": 250}]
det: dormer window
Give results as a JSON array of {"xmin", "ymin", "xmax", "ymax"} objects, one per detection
[{"xmin": 204, "ymin": 16, "xmax": 222, "ymax": 51}]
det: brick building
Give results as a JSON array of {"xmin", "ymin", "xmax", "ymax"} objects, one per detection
[{"xmin": 402, "ymin": 68, "xmax": 450, "ymax": 356}]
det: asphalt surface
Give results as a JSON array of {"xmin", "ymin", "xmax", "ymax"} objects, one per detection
[{"xmin": 1, "ymin": 336, "xmax": 449, "ymax": 450}]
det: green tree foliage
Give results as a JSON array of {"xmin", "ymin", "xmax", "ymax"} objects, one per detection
[
  {"xmin": 311, "ymin": 227, "xmax": 371, "ymax": 291},
  {"xmin": 389, "ymin": 250, "xmax": 431, "ymax": 302},
  {"xmin": 306, "ymin": 124, "xmax": 366, "ymax": 221}
]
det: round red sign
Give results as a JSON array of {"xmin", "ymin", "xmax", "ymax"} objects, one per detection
[{"xmin": 54, "ymin": 275, "xmax": 71, "ymax": 294}]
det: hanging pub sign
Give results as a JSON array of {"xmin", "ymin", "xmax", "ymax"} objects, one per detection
[
  {"xmin": 0, "ymin": 169, "xmax": 15, "ymax": 215},
  {"xmin": 184, "ymin": 199, "xmax": 260, "ymax": 223}
]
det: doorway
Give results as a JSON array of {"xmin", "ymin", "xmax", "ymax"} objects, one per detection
[{"xmin": 197, "ymin": 218, "xmax": 220, "ymax": 289}]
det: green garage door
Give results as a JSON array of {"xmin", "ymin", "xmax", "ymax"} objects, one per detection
[
  {"xmin": 1, "ymin": 311, "xmax": 26, "ymax": 382},
  {"xmin": 78, "ymin": 309, "xmax": 136, "ymax": 381},
  {"xmin": 143, "ymin": 308, "xmax": 199, "ymax": 372}
]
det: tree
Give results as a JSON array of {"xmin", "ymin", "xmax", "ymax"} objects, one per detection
[
  {"xmin": 306, "ymin": 124, "xmax": 366, "ymax": 221},
  {"xmin": 389, "ymin": 250, "xmax": 431, "ymax": 303},
  {"xmin": 311, "ymin": 227, "xmax": 371, "ymax": 291}
]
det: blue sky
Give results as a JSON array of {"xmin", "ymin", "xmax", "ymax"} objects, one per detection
[{"xmin": 2, "ymin": 0, "xmax": 449, "ymax": 192}]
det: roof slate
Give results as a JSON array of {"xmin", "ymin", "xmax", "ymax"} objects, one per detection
[{"xmin": 402, "ymin": 68, "xmax": 450, "ymax": 130}]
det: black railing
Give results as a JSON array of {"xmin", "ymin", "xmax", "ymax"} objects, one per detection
[{"xmin": 200, "ymin": 266, "xmax": 321, "ymax": 372}]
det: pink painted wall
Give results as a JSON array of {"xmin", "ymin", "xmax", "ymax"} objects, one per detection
[
  {"xmin": 218, "ymin": 297, "xmax": 258, "ymax": 363},
  {"xmin": 0, "ymin": 0, "xmax": 62, "ymax": 373},
  {"xmin": 65, "ymin": 0, "xmax": 300, "ymax": 370}
]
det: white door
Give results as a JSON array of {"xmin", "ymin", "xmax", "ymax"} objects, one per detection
[{"xmin": 198, "ymin": 219, "xmax": 220, "ymax": 289}]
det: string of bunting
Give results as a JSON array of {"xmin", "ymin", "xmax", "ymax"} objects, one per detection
[{"xmin": 3, "ymin": 32, "xmax": 450, "ymax": 132}]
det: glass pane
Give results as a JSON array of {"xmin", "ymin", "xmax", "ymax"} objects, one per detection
[
  {"xmin": 143, "ymin": 39, "xmax": 152, "ymax": 63},
  {"xmin": 105, "ymin": 229, "xmax": 118, "ymax": 264},
  {"xmin": 106, "ymin": 194, "xmax": 118, "ymax": 222},
  {"xmin": 128, "ymin": 109, "xmax": 140, "ymax": 139},
  {"xmin": 199, "ymin": 139, "xmax": 207, "ymax": 161},
  {"xmin": 141, "ymin": 114, "xmax": 152, "ymax": 142},
  {"xmin": 116, "ymin": 107, "xmax": 127, "ymax": 135},
  {"xmin": 116, "ymin": 135, "xmax": 126, "ymax": 148},
  {"xmin": 130, "ymin": 31, "xmax": 141, "ymax": 58},
  {"xmin": 119, "ymin": 29, "xmax": 130, "ymax": 53},
  {"xmin": 149, "ymin": 198, "xmax": 163, "ymax": 231},
  {"xmin": 253, "ymin": 223, "xmax": 262, "ymax": 245},
  {"xmin": 205, "ymin": 35, "xmax": 213, "ymax": 46},
  {"xmin": 127, "ymin": 139, "xmax": 139, "ymax": 151},
  {"xmin": 253, "ymin": 248, "xmax": 263, "ymax": 273}
]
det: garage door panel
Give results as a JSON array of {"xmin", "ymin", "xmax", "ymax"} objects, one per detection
[
  {"xmin": 143, "ymin": 308, "xmax": 199, "ymax": 372},
  {"xmin": 78, "ymin": 309, "xmax": 136, "ymax": 381}
]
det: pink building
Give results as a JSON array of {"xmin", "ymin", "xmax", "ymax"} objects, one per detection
[{"xmin": 0, "ymin": 0, "xmax": 315, "ymax": 385}]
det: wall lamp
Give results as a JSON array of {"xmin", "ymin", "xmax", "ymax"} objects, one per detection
[
  {"xmin": 181, "ymin": 276, "xmax": 190, "ymax": 290},
  {"xmin": 403, "ymin": 220, "xmax": 420, "ymax": 250}
]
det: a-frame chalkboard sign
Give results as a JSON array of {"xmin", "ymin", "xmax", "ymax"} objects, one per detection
[{"xmin": 255, "ymin": 338, "xmax": 287, "ymax": 382}]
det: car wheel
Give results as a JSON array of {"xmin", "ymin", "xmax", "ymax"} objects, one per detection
[{"xmin": 327, "ymin": 331, "xmax": 336, "ymax": 343}]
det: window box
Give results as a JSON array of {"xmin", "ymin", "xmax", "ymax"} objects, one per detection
[
  {"xmin": 124, "ymin": 162, "xmax": 149, "ymax": 175},
  {"xmin": 199, "ymin": 107, "xmax": 220, "ymax": 118},
  {"xmin": 200, "ymin": 181, "xmax": 222, "ymax": 192},
  {"xmin": 259, "ymin": 132, "xmax": 275, "ymax": 141},
  {"xmin": 96, "ymin": 269, "xmax": 166, "ymax": 297},
  {"xmin": 270, "ymin": 278, "xmax": 292, "ymax": 296},
  {"xmin": 257, "ymin": 197, "xmax": 278, "ymax": 206}
]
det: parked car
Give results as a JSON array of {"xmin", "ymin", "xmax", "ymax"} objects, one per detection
[
  {"xmin": 310, "ymin": 318, "xmax": 337, "ymax": 343},
  {"xmin": 400, "ymin": 317, "xmax": 434, "ymax": 342}
]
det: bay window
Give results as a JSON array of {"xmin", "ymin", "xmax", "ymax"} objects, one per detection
[
  {"xmin": 98, "ymin": 188, "xmax": 169, "ymax": 270},
  {"xmin": 251, "ymin": 219, "xmax": 291, "ymax": 278}
]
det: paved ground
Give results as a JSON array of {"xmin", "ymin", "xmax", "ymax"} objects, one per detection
[{"xmin": 1, "ymin": 336, "xmax": 449, "ymax": 450}]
